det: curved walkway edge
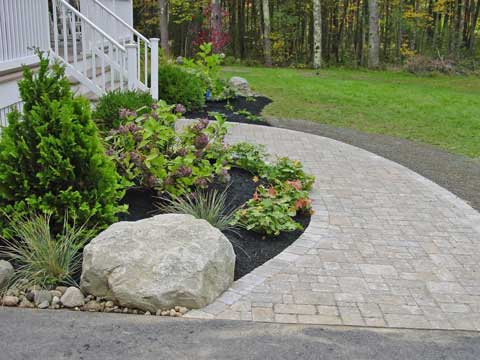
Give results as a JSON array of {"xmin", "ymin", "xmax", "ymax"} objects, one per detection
[
  {"xmin": 265, "ymin": 116, "xmax": 480, "ymax": 212},
  {"xmin": 185, "ymin": 122, "xmax": 480, "ymax": 331}
]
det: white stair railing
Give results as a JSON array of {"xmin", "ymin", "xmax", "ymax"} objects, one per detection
[
  {"xmin": 51, "ymin": 0, "xmax": 135, "ymax": 97},
  {"xmin": 80, "ymin": 0, "xmax": 158, "ymax": 98}
]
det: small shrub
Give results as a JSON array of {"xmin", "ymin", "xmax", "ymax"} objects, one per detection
[
  {"xmin": 234, "ymin": 109, "xmax": 263, "ymax": 122},
  {"xmin": 158, "ymin": 64, "xmax": 206, "ymax": 110},
  {"xmin": 0, "ymin": 212, "xmax": 93, "ymax": 291},
  {"xmin": 93, "ymin": 90, "xmax": 154, "ymax": 132},
  {"xmin": 233, "ymin": 180, "xmax": 313, "ymax": 236},
  {"xmin": 105, "ymin": 105, "xmax": 230, "ymax": 197},
  {"xmin": 158, "ymin": 188, "xmax": 239, "ymax": 232},
  {"xmin": 183, "ymin": 43, "xmax": 234, "ymax": 101},
  {"xmin": 404, "ymin": 55, "xmax": 456, "ymax": 75},
  {"xmin": 223, "ymin": 56, "xmax": 239, "ymax": 66},
  {"xmin": 0, "ymin": 51, "xmax": 125, "ymax": 235}
]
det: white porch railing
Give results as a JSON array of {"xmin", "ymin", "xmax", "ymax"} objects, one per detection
[
  {"xmin": 0, "ymin": 0, "xmax": 50, "ymax": 72},
  {"xmin": 79, "ymin": 0, "xmax": 156, "ymax": 97},
  {"xmin": 0, "ymin": 101, "xmax": 22, "ymax": 127},
  {"xmin": 52, "ymin": 0, "xmax": 136, "ymax": 96},
  {"xmin": 0, "ymin": 0, "xmax": 159, "ymax": 127}
]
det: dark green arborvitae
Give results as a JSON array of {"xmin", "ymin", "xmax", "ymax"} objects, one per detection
[{"xmin": 0, "ymin": 52, "xmax": 125, "ymax": 235}]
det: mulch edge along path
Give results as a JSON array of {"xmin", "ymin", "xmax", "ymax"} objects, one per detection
[
  {"xmin": 266, "ymin": 116, "xmax": 480, "ymax": 213},
  {"xmin": 187, "ymin": 94, "xmax": 480, "ymax": 214},
  {"xmin": 121, "ymin": 167, "xmax": 311, "ymax": 281}
]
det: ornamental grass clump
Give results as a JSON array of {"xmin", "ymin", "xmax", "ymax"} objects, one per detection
[
  {"xmin": 0, "ymin": 51, "xmax": 125, "ymax": 236},
  {"xmin": 0, "ymin": 213, "xmax": 93, "ymax": 292},
  {"xmin": 157, "ymin": 188, "xmax": 239, "ymax": 232}
]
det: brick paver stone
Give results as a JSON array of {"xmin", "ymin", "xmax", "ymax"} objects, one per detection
[{"xmin": 181, "ymin": 121, "xmax": 480, "ymax": 331}]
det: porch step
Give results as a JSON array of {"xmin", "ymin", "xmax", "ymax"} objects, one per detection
[{"xmin": 0, "ymin": 63, "xmax": 40, "ymax": 85}]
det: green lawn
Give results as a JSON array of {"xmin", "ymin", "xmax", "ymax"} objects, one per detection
[{"xmin": 222, "ymin": 66, "xmax": 480, "ymax": 158}]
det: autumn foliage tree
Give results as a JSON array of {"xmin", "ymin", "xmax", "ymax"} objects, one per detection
[{"xmin": 133, "ymin": 0, "xmax": 480, "ymax": 68}]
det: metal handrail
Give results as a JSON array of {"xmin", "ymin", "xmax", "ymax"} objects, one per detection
[{"xmin": 90, "ymin": 0, "xmax": 150, "ymax": 45}]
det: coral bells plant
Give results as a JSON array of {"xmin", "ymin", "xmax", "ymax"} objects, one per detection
[{"xmin": 233, "ymin": 180, "xmax": 313, "ymax": 236}]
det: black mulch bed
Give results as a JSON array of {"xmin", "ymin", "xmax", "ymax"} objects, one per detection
[
  {"xmin": 120, "ymin": 167, "xmax": 311, "ymax": 280},
  {"xmin": 184, "ymin": 96, "xmax": 273, "ymax": 126}
]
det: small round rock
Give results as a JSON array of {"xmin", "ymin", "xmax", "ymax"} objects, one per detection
[{"xmin": 2, "ymin": 296, "xmax": 19, "ymax": 307}]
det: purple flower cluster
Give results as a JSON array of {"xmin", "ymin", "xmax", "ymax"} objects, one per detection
[
  {"xmin": 117, "ymin": 123, "xmax": 141, "ymax": 135},
  {"xmin": 176, "ymin": 166, "xmax": 193, "ymax": 177},
  {"xmin": 164, "ymin": 176, "xmax": 175, "ymax": 186},
  {"xmin": 175, "ymin": 104, "xmax": 186, "ymax": 114},
  {"xmin": 119, "ymin": 108, "xmax": 137, "ymax": 120},
  {"xmin": 144, "ymin": 175, "xmax": 158, "ymax": 188},
  {"xmin": 194, "ymin": 133, "xmax": 209, "ymax": 150},
  {"xmin": 177, "ymin": 148, "xmax": 188, "ymax": 157},
  {"xmin": 129, "ymin": 151, "xmax": 143, "ymax": 166},
  {"xmin": 195, "ymin": 177, "xmax": 208, "ymax": 187},
  {"xmin": 192, "ymin": 118, "xmax": 209, "ymax": 132},
  {"xmin": 219, "ymin": 168, "xmax": 231, "ymax": 183}
]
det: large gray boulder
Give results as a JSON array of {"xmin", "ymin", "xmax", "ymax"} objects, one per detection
[
  {"xmin": 80, "ymin": 214, "xmax": 235, "ymax": 312},
  {"xmin": 229, "ymin": 76, "xmax": 253, "ymax": 97},
  {"xmin": 0, "ymin": 260, "xmax": 14, "ymax": 289}
]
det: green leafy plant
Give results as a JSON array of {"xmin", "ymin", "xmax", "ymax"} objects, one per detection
[
  {"xmin": 93, "ymin": 90, "xmax": 154, "ymax": 132},
  {"xmin": 233, "ymin": 180, "xmax": 313, "ymax": 236},
  {"xmin": 266, "ymin": 157, "xmax": 315, "ymax": 191},
  {"xmin": 105, "ymin": 106, "xmax": 230, "ymax": 197},
  {"xmin": 0, "ymin": 51, "xmax": 125, "ymax": 235},
  {"xmin": 158, "ymin": 64, "xmax": 206, "ymax": 110},
  {"xmin": 227, "ymin": 142, "xmax": 268, "ymax": 175},
  {"xmin": 0, "ymin": 212, "xmax": 93, "ymax": 291},
  {"xmin": 225, "ymin": 101, "xmax": 235, "ymax": 112},
  {"xmin": 183, "ymin": 43, "xmax": 234, "ymax": 101},
  {"xmin": 234, "ymin": 109, "xmax": 263, "ymax": 122},
  {"xmin": 158, "ymin": 188, "xmax": 239, "ymax": 232}
]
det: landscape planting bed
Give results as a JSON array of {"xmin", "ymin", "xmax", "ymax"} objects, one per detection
[
  {"xmin": 120, "ymin": 166, "xmax": 311, "ymax": 281},
  {"xmin": 185, "ymin": 96, "xmax": 272, "ymax": 126}
]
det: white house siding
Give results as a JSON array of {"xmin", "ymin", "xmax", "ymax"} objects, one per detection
[{"xmin": 0, "ymin": 0, "xmax": 50, "ymax": 72}]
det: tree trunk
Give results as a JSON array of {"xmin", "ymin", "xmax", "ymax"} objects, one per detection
[
  {"xmin": 396, "ymin": 0, "xmax": 403, "ymax": 61},
  {"xmin": 469, "ymin": 0, "xmax": 480, "ymax": 50},
  {"xmin": 261, "ymin": 0, "xmax": 272, "ymax": 66},
  {"xmin": 457, "ymin": 0, "xmax": 466, "ymax": 53},
  {"xmin": 158, "ymin": 0, "xmax": 169, "ymax": 56},
  {"xmin": 313, "ymin": 0, "xmax": 322, "ymax": 69},
  {"xmin": 368, "ymin": 0, "xmax": 380, "ymax": 67},
  {"xmin": 211, "ymin": 0, "xmax": 222, "ymax": 52},
  {"xmin": 411, "ymin": 0, "xmax": 418, "ymax": 50}
]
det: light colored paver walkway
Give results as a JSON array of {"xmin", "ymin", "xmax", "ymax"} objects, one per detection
[{"xmin": 184, "ymin": 122, "xmax": 480, "ymax": 331}]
